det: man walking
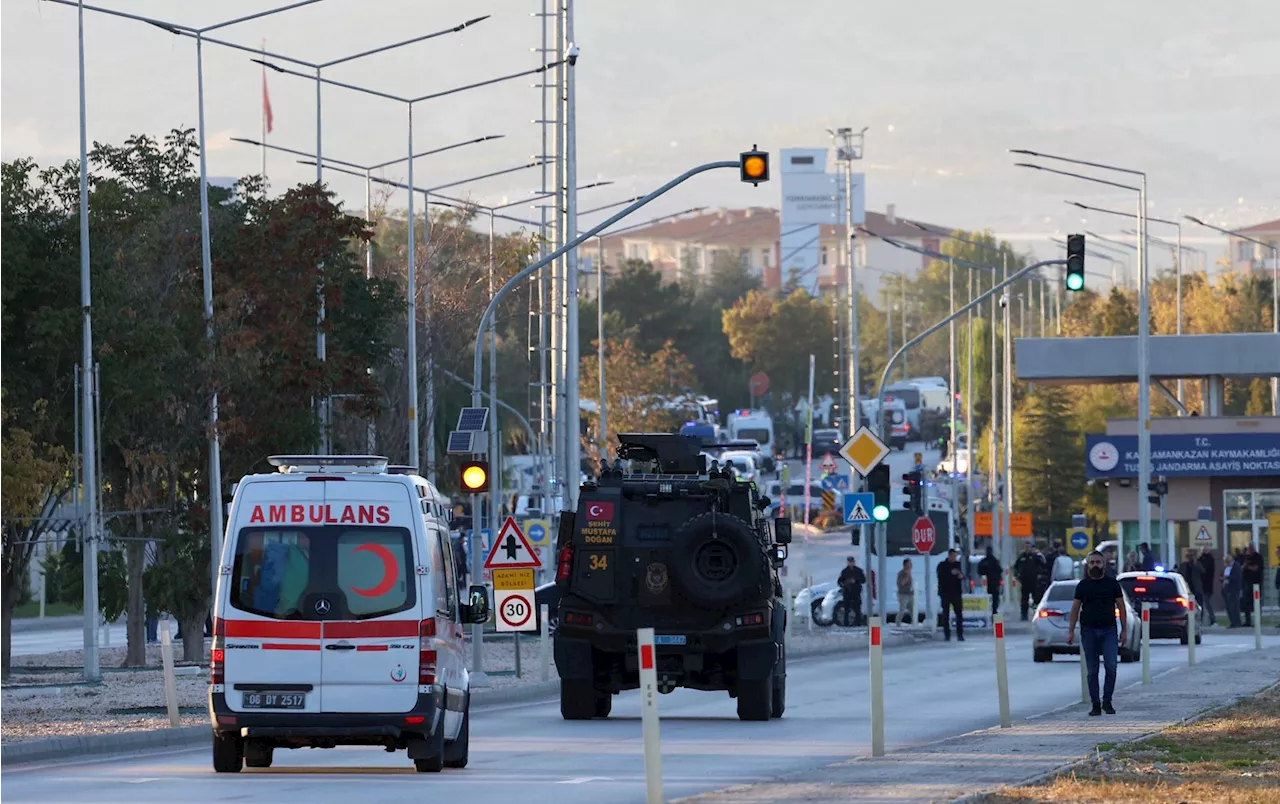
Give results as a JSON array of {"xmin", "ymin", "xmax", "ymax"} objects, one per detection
[
  {"xmin": 1014, "ymin": 545, "xmax": 1043, "ymax": 621},
  {"xmin": 1067, "ymin": 550, "xmax": 1126, "ymax": 716},
  {"xmin": 838, "ymin": 556, "xmax": 866, "ymax": 627},
  {"xmin": 1222, "ymin": 552, "xmax": 1243, "ymax": 628},
  {"xmin": 978, "ymin": 546, "xmax": 1002, "ymax": 616},
  {"xmin": 937, "ymin": 548, "xmax": 966, "ymax": 641},
  {"xmin": 897, "ymin": 558, "xmax": 916, "ymax": 626},
  {"xmin": 1197, "ymin": 548, "xmax": 1217, "ymax": 626},
  {"xmin": 1178, "ymin": 549, "xmax": 1205, "ymax": 625}
]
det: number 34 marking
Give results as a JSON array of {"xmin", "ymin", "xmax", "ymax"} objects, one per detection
[{"xmin": 589, "ymin": 553, "xmax": 608, "ymax": 571}]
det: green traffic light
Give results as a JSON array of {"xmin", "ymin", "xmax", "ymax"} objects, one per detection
[
  {"xmin": 1066, "ymin": 273, "xmax": 1085, "ymax": 291},
  {"xmin": 873, "ymin": 504, "xmax": 890, "ymax": 522}
]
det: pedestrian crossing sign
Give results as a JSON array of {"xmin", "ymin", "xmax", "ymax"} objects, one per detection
[{"xmin": 843, "ymin": 492, "xmax": 875, "ymax": 525}]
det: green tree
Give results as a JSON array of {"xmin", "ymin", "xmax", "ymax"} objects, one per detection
[
  {"xmin": 722, "ymin": 289, "xmax": 835, "ymax": 409},
  {"xmin": 1012, "ymin": 387, "xmax": 1084, "ymax": 544}
]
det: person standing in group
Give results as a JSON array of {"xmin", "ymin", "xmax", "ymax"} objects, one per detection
[
  {"xmin": 1067, "ymin": 550, "xmax": 1127, "ymax": 716},
  {"xmin": 1197, "ymin": 548, "xmax": 1217, "ymax": 626},
  {"xmin": 1052, "ymin": 544, "xmax": 1074, "ymax": 582},
  {"xmin": 1241, "ymin": 546, "xmax": 1263, "ymax": 628},
  {"xmin": 1139, "ymin": 542, "xmax": 1157, "ymax": 572},
  {"xmin": 1222, "ymin": 552, "xmax": 1243, "ymax": 629},
  {"xmin": 978, "ymin": 546, "xmax": 1003, "ymax": 616},
  {"xmin": 897, "ymin": 558, "xmax": 916, "ymax": 626},
  {"xmin": 1014, "ymin": 545, "xmax": 1043, "ymax": 621},
  {"xmin": 838, "ymin": 555, "xmax": 866, "ymax": 627},
  {"xmin": 937, "ymin": 549, "xmax": 966, "ymax": 641},
  {"xmin": 1035, "ymin": 544, "xmax": 1054, "ymax": 604},
  {"xmin": 1177, "ymin": 549, "xmax": 1205, "ymax": 623}
]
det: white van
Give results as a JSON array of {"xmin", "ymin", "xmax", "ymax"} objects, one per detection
[{"xmin": 208, "ymin": 455, "xmax": 489, "ymax": 774}]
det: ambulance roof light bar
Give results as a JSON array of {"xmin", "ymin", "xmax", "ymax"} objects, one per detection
[{"xmin": 268, "ymin": 455, "xmax": 390, "ymax": 474}]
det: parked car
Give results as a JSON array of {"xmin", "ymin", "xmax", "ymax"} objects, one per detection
[
  {"xmin": 1117, "ymin": 571, "xmax": 1202, "ymax": 645},
  {"xmin": 1033, "ymin": 579, "xmax": 1141, "ymax": 663},
  {"xmin": 794, "ymin": 582, "xmax": 836, "ymax": 626}
]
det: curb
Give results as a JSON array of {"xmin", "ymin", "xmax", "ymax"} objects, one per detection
[
  {"xmin": 9, "ymin": 615, "xmax": 123, "ymax": 634},
  {"xmin": 2, "ymin": 724, "xmax": 208, "ymax": 767}
]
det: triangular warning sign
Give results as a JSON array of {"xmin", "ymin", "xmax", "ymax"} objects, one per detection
[
  {"xmin": 1194, "ymin": 525, "xmax": 1212, "ymax": 542},
  {"xmin": 484, "ymin": 517, "xmax": 542, "ymax": 569},
  {"xmin": 849, "ymin": 501, "xmax": 870, "ymax": 522}
]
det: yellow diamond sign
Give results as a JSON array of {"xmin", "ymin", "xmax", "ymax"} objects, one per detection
[{"xmin": 839, "ymin": 426, "xmax": 890, "ymax": 477}]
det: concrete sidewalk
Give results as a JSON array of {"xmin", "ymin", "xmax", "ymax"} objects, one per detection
[{"xmin": 675, "ymin": 645, "xmax": 1280, "ymax": 804}]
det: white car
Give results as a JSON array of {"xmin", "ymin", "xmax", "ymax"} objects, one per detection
[
  {"xmin": 209, "ymin": 455, "xmax": 489, "ymax": 773},
  {"xmin": 717, "ymin": 451, "xmax": 759, "ymax": 482},
  {"xmin": 1032, "ymin": 579, "xmax": 1141, "ymax": 663},
  {"xmin": 936, "ymin": 448, "xmax": 970, "ymax": 476},
  {"xmin": 794, "ymin": 582, "xmax": 836, "ymax": 625}
]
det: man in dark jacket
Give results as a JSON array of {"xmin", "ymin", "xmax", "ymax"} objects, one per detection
[
  {"xmin": 1241, "ymin": 547, "xmax": 1263, "ymax": 627},
  {"xmin": 838, "ymin": 556, "xmax": 866, "ymax": 627},
  {"xmin": 1222, "ymin": 552, "xmax": 1243, "ymax": 628},
  {"xmin": 1139, "ymin": 542, "xmax": 1157, "ymax": 572},
  {"xmin": 1014, "ymin": 546, "xmax": 1043, "ymax": 620},
  {"xmin": 978, "ymin": 546, "xmax": 1002, "ymax": 615},
  {"xmin": 1177, "ymin": 550, "xmax": 1205, "ymax": 619},
  {"xmin": 1197, "ymin": 548, "xmax": 1217, "ymax": 626},
  {"xmin": 937, "ymin": 549, "xmax": 966, "ymax": 641}
]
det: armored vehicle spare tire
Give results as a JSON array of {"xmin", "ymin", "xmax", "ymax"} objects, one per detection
[{"xmin": 669, "ymin": 512, "xmax": 767, "ymax": 608}]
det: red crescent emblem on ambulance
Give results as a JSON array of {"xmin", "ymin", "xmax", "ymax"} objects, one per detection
[{"xmin": 349, "ymin": 543, "xmax": 399, "ymax": 598}]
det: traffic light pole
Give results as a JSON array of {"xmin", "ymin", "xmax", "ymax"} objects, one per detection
[{"xmin": 875, "ymin": 258, "xmax": 1068, "ymax": 442}]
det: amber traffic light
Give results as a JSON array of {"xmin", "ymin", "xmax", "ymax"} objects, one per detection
[
  {"xmin": 460, "ymin": 460, "xmax": 490, "ymax": 493},
  {"xmin": 740, "ymin": 147, "xmax": 769, "ymax": 185}
]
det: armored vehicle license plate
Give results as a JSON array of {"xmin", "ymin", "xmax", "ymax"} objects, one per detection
[{"xmin": 654, "ymin": 635, "xmax": 687, "ymax": 646}]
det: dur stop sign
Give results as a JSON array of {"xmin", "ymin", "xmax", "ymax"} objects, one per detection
[{"xmin": 911, "ymin": 516, "xmax": 936, "ymax": 554}]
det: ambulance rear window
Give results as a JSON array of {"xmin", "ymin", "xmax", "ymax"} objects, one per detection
[{"xmin": 230, "ymin": 527, "xmax": 415, "ymax": 620}]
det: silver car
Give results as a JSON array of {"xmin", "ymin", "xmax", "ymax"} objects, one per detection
[{"xmin": 1032, "ymin": 579, "xmax": 1141, "ymax": 663}]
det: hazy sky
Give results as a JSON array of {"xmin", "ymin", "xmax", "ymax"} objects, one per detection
[{"xmin": 4, "ymin": 0, "xmax": 1278, "ymax": 267}]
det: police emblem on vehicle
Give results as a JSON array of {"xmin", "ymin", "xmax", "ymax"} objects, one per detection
[
  {"xmin": 313, "ymin": 598, "xmax": 331, "ymax": 615},
  {"xmin": 646, "ymin": 562, "xmax": 669, "ymax": 594}
]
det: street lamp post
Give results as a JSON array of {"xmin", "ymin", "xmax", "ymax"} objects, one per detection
[
  {"xmin": 257, "ymin": 56, "xmax": 567, "ymax": 482},
  {"xmin": 1185, "ymin": 215, "xmax": 1280, "ymax": 415},
  {"xmin": 49, "ymin": 0, "xmax": 330, "ymax": 680},
  {"xmin": 1012, "ymin": 150, "xmax": 1151, "ymax": 564}
]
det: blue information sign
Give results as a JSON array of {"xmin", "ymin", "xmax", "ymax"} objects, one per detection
[
  {"xmin": 844, "ymin": 492, "xmax": 875, "ymax": 525},
  {"xmin": 1085, "ymin": 433, "xmax": 1280, "ymax": 478},
  {"xmin": 1070, "ymin": 530, "xmax": 1090, "ymax": 551}
]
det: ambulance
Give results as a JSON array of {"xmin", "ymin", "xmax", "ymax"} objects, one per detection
[{"xmin": 208, "ymin": 455, "xmax": 489, "ymax": 773}]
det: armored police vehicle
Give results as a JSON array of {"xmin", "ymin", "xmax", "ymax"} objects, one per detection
[{"xmin": 552, "ymin": 433, "xmax": 792, "ymax": 722}]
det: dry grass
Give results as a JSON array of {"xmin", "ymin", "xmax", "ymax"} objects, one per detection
[{"xmin": 981, "ymin": 685, "xmax": 1280, "ymax": 803}]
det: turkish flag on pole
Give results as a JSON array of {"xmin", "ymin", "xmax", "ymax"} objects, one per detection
[{"xmin": 262, "ymin": 72, "xmax": 275, "ymax": 134}]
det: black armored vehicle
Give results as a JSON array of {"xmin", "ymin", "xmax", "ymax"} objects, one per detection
[{"xmin": 552, "ymin": 433, "xmax": 793, "ymax": 721}]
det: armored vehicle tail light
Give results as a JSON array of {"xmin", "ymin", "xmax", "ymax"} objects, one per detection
[
  {"xmin": 556, "ymin": 543, "xmax": 575, "ymax": 582},
  {"xmin": 563, "ymin": 611, "xmax": 594, "ymax": 626},
  {"xmin": 734, "ymin": 612, "xmax": 766, "ymax": 626}
]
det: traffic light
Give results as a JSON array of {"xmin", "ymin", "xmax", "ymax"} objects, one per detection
[
  {"xmin": 460, "ymin": 460, "xmax": 490, "ymax": 494},
  {"xmin": 1147, "ymin": 479, "xmax": 1168, "ymax": 506},
  {"xmin": 902, "ymin": 468, "xmax": 924, "ymax": 515},
  {"xmin": 1066, "ymin": 233, "xmax": 1086, "ymax": 292},
  {"xmin": 866, "ymin": 463, "xmax": 891, "ymax": 522},
  {"xmin": 740, "ymin": 146, "xmax": 769, "ymax": 185}
]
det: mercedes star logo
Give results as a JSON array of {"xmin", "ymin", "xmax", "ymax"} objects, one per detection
[{"xmin": 314, "ymin": 598, "xmax": 331, "ymax": 615}]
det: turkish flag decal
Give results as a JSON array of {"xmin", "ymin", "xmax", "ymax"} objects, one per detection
[{"xmin": 586, "ymin": 501, "xmax": 615, "ymax": 521}]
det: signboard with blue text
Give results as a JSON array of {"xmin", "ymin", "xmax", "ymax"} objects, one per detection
[{"xmin": 1085, "ymin": 433, "xmax": 1280, "ymax": 479}]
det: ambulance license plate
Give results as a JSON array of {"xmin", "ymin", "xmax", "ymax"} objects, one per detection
[{"xmin": 242, "ymin": 691, "xmax": 306, "ymax": 709}]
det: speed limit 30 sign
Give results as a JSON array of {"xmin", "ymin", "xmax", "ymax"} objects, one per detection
[{"xmin": 496, "ymin": 589, "xmax": 536, "ymax": 632}]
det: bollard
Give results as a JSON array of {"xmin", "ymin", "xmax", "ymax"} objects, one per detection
[
  {"xmin": 1254, "ymin": 588, "xmax": 1263, "ymax": 650},
  {"xmin": 1141, "ymin": 603, "xmax": 1152, "ymax": 685},
  {"xmin": 993, "ymin": 614, "xmax": 1011, "ymax": 728},
  {"xmin": 869, "ymin": 616, "xmax": 885, "ymax": 757},
  {"xmin": 539, "ymin": 604, "xmax": 550, "ymax": 682},
  {"xmin": 637, "ymin": 627, "xmax": 663, "ymax": 804},
  {"xmin": 514, "ymin": 631, "xmax": 522, "ymax": 678},
  {"xmin": 1187, "ymin": 599, "xmax": 1196, "ymax": 665},
  {"xmin": 159, "ymin": 615, "xmax": 180, "ymax": 728},
  {"xmin": 1079, "ymin": 641, "xmax": 1089, "ymax": 704}
]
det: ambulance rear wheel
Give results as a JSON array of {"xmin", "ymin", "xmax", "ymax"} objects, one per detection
[{"xmin": 212, "ymin": 732, "xmax": 243, "ymax": 773}]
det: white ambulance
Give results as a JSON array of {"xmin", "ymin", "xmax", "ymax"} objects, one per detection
[{"xmin": 208, "ymin": 455, "xmax": 489, "ymax": 773}]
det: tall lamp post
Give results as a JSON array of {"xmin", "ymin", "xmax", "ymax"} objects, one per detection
[
  {"xmin": 1185, "ymin": 215, "xmax": 1279, "ymax": 415},
  {"xmin": 1012, "ymin": 150, "xmax": 1151, "ymax": 563},
  {"xmin": 50, "ymin": 0, "xmax": 329, "ymax": 680}
]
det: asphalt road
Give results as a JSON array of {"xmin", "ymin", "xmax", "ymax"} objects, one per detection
[{"xmin": 8, "ymin": 630, "xmax": 1275, "ymax": 804}]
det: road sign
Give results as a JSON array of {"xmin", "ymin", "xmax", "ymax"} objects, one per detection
[
  {"xmin": 911, "ymin": 516, "xmax": 936, "ymax": 554},
  {"xmin": 484, "ymin": 517, "xmax": 542, "ymax": 569},
  {"xmin": 525, "ymin": 518, "xmax": 551, "ymax": 547},
  {"xmin": 821, "ymin": 490, "xmax": 836, "ymax": 510},
  {"xmin": 821, "ymin": 473, "xmax": 850, "ymax": 492},
  {"xmin": 820, "ymin": 452, "xmax": 838, "ymax": 473},
  {"xmin": 973, "ymin": 512, "xmax": 1034, "ymax": 538},
  {"xmin": 492, "ymin": 568, "xmax": 536, "ymax": 590},
  {"xmin": 844, "ymin": 492, "xmax": 875, "ymax": 525},
  {"xmin": 839, "ymin": 426, "xmax": 890, "ymax": 477},
  {"xmin": 1193, "ymin": 519, "xmax": 1217, "ymax": 544},
  {"xmin": 749, "ymin": 371, "xmax": 770, "ymax": 396},
  {"xmin": 1068, "ymin": 530, "xmax": 1091, "ymax": 557},
  {"xmin": 496, "ymin": 589, "xmax": 535, "ymax": 632}
]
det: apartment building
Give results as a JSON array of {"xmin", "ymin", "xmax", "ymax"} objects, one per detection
[
  {"xmin": 1225, "ymin": 217, "xmax": 1280, "ymax": 275},
  {"xmin": 591, "ymin": 205, "xmax": 955, "ymax": 302}
]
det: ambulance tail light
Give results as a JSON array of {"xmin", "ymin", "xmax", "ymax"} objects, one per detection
[
  {"xmin": 211, "ymin": 617, "xmax": 226, "ymax": 685},
  {"xmin": 419, "ymin": 649, "xmax": 438, "ymax": 685},
  {"xmin": 557, "ymin": 543, "xmax": 575, "ymax": 583},
  {"xmin": 419, "ymin": 618, "xmax": 436, "ymax": 638}
]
